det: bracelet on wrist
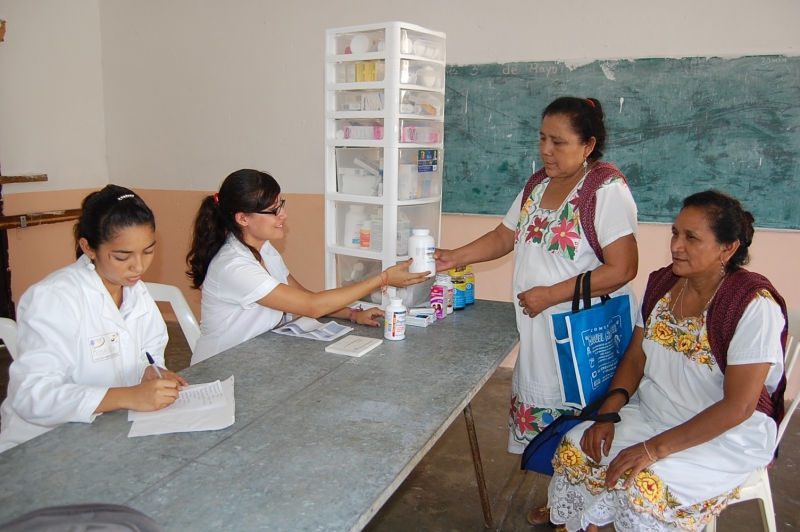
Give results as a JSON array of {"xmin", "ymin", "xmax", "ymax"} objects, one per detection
[{"xmin": 348, "ymin": 304, "xmax": 363, "ymax": 323}]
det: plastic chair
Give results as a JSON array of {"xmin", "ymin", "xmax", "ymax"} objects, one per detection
[
  {"xmin": 0, "ymin": 317, "xmax": 18, "ymax": 360},
  {"xmin": 705, "ymin": 307, "xmax": 800, "ymax": 532},
  {"xmin": 144, "ymin": 283, "xmax": 200, "ymax": 354}
]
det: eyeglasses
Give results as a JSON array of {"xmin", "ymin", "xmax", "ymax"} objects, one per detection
[{"xmin": 255, "ymin": 198, "xmax": 285, "ymax": 216}]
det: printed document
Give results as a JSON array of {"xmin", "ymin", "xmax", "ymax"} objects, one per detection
[
  {"xmin": 271, "ymin": 316, "xmax": 352, "ymax": 341},
  {"xmin": 127, "ymin": 376, "xmax": 235, "ymax": 437}
]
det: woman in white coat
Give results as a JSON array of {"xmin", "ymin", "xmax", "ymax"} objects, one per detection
[
  {"xmin": 0, "ymin": 185, "xmax": 187, "ymax": 453},
  {"xmin": 186, "ymin": 169, "xmax": 428, "ymax": 365}
]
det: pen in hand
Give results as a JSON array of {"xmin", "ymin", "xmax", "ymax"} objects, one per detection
[{"xmin": 145, "ymin": 352, "xmax": 164, "ymax": 379}]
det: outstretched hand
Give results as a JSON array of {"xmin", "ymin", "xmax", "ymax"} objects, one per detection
[
  {"xmin": 385, "ymin": 259, "xmax": 431, "ymax": 287},
  {"xmin": 432, "ymin": 248, "xmax": 458, "ymax": 273}
]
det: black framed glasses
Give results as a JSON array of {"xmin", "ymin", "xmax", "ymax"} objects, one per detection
[{"xmin": 256, "ymin": 198, "xmax": 285, "ymax": 216}]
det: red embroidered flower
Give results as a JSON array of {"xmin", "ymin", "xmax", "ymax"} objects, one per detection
[
  {"xmin": 525, "ymin": 216, "xmax": 548, "ymax": 243},
  {"xmin": 514, "ymin": 403, "xmax": 536, "ymax": 434},
  {"xmin": 550, "ymin": 218, "xmax": 579, "ymax": 251}
]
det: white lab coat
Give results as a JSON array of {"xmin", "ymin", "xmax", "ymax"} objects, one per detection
[{"xmin": 0, "ymin": 255, "xmax": 168, "ymax": 453}]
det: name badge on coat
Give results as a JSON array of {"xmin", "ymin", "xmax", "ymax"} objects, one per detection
[{"xmin": 89, "ymin": 332, "xmax": 121, "ymax": 363}]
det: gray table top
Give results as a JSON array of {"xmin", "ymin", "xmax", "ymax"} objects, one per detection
[{"xmin": 0, "ymin": 300, "xmax": 518, "ymax": 531}]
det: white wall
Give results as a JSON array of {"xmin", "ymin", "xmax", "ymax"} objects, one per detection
[
  {"xmin": 0, "ymin": 0, "xmax": 107, "ymax": 193},
  {"xmin": 97, "ymin": 0, "xmax": 800, "ymax": 193}
]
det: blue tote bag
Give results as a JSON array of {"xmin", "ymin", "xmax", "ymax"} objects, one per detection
[
  {"xmin": 549, "ymin": 271, "xmax": 633, "ymax": 409},
  {"xmin": 521, "ymin": 388, "xmax": 627, "ymax": 476}
]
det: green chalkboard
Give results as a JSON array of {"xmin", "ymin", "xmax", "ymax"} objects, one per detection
[{"xmin": 443, "ymin": 56, "xmax": 800, "ymax": 229}]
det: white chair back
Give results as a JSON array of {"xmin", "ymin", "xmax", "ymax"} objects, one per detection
[
  {"xmin": 144, "ymin": 283, "xmax": 200, "ymax": 354},
  {"xmin": 0, "ymin": 317, "xmax": 17, "ymax": 360}
]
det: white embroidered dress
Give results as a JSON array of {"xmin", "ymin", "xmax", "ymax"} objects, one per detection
[
  {"xmin": 548, "ymin": 291, "xmax": 784, "ymax": 532},
  {"xmin": 501, "ymin": 174, "xmax": 638, "ymax": 453}
]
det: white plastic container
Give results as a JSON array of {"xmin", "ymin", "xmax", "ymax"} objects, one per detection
[
  {"xmin": 384, "ymin": 297, "xmax": 407, "ymax": 340},
  {"xmin": 343, "ymin": 205, "xmax": 367, "ymax": 248},
  {"xmin": 408, "ymin": 229, "xmax": 436, "ymax": 277},
  {"xmin": 396, "ymin": 212, "xmax": 411, "ymax": 256},
  {"xmin": 370, "ymin": 209, "xmax": 383, "ymax": 252},
  {"xmin": 434, "ymin": 273, "xmax": 454, "ymax": 315}
]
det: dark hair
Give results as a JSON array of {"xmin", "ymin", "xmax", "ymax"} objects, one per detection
[
  {"xmin": 74, "ymin": 185, "xmax": 155, "ymax": 259},
  {"xmin": 542, "ymin": 96, "xmax": 606, "ymax": 161},
  {"xmin": 186, "ymin": 169, "xmax": 281, "ymax": 289},
  {"xmin": 682, "ymin": 190, "xmax": 755, "ymax": 273}
]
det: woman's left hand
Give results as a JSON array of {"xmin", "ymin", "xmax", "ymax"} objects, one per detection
[
  {"xmin": 604, "ymin": 441, "xmax": 657, "ymax": 489},
  {"xmin": 142, "ymin": 365, "xmax": 189, "ymax": 388},
  {"xmin": 517, "ymin": 286, "xmax": 552, "ymax": 318},
  {"xmin": 353, "ymin": 308, "xmax": 384, "ymax": 327}
]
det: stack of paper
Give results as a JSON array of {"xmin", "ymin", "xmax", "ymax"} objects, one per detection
[
  {"xmin": 271, "ymin": 316, "xmax": 353, "ymax": 341},
  {"xmin": 127, "ymin": 376, "xmax": 235, "ymax": 438},
  {"xmin": 325, "ymin": 335, "xmax": 383, "ymax": 357}
]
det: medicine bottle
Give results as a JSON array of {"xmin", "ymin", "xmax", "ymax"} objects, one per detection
[
  {"xmin": 464, "ymin": 265, "xmax": 475, "ymax": 305},
  {"xmin": 448, "ymin": 268, "xmax": 466, "ymax": 310},
  {"xmin": 407, "ymin": 229, "xmax": 436, "ymax": 277},
  {"xmin": 343, "ymin": 205, "xmax": 367, "ymax": 249},
  {"xmin": 434, "ymin": 273, "xmax": 454, "ymax": 315},
  {"xmin": 384, "ymin": 297, "xmax": 407, "ymax": 340}
]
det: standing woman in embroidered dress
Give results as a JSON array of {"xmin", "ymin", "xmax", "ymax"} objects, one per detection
[
  {"xmin": 0, "ymin": 185, "xmax": 187, "ymax": 453},
  {"xmin": 548, "ymin": 191, "xmax": 787, "ymax": 532},
  {"xmin": 435, "ymin": 96, "xmax": 639, "ymax": 523},
  {"xmin": 186, "ymin": 169, "xmax": 428, "ymax": 365}
]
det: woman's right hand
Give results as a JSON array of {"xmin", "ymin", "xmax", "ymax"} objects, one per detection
[
  {"xmin": 129, "ymin": 379, "xmax": 180, "ymax": 412},
  {"xmin": 432, "ymin": 248, "xmax": 458, "ymax": 272},
  {"xmin": 384, "ymin": 259, "xmax": 430, "ymax": 288},
  {"xmin": 580, "ymin": 420, "xmax": 616, "ymax": 464}
]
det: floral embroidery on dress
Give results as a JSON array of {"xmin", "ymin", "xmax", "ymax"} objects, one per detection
[
  {"xmin": 515, "ymin": 175, "xmax": 625, "ymax": 261},
  {"xmin": 645, "ymin": 295, "xmax": 715, "ymax": 370},
  {"xmin": 508, "ymin": 393, "xmax": 575, "ymax": 443},
  {"xmin": 552, "ymin": 437, "xmax": 738, "ymax": 531}
]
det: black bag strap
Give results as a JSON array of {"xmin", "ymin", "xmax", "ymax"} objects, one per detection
[{"xmin": 572, "ymin": 269, "xmax": 611, "ymax": 314}]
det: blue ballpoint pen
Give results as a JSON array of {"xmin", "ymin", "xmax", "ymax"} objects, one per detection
[{"xmin": 145, "ymin": 352, "xmax": 164, "ymax": 379}]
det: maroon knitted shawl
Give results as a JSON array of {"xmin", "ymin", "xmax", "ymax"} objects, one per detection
[
  {"xmin": 519, "ymin": 161, "xmax": 627, "ymax": 263},
  {"xmin": 641, "ymin": 266, "xmax": 788, "ymax": 426}
]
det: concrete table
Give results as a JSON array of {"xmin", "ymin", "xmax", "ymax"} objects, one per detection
[{"xmin": 0, "ymin": 300, "xmax": 518, "ymax": 531}]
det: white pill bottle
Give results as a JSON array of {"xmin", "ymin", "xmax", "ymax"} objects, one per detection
[
  {"xmin": 407, "ymin": 229, "xmax": 436, "ymax": 277},
  {"xmin": 384, "ymin": 297, "xmax": 407, "ymax": 340}
]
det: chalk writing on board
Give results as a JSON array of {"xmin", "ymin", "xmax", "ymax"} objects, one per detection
[{"xmin": 443, "ymin": 56, "xmax": 800, "ymax": 230}]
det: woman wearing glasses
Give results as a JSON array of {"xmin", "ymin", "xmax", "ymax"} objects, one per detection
[{"xmin": 186, "ymin": 169, "xmax": 427, "ymax": 365}]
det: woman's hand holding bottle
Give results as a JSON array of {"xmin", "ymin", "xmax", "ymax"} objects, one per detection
[{"xmin": 384, "ymin": 259, "xmax": 430, "ymax": 287}]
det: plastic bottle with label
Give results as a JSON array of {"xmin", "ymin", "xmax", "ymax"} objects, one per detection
[
  {"xmin": 384, "ymin": 297, "xmax": 407, "ymax": 340},
  {"xmin": 359, "ymin": 219, "xmax": 371, "ymax": 249},
  {"xmin": 343, "ymin": 205, "xmax": 367, "ymax": 249},
  {"xmin": 448, "ymin": 268, "xmax": 466, "ymax": 310},
  {"xmin": 464, "ymin": 265, "xmax": 476, "ymax": 305},
  {"xmin": 407, "ymin": 229, "xmax": 436, "ymax": 277},
  {"xmin": 434, "ymin": 273, "xmax": 454, "ymax": 315}
]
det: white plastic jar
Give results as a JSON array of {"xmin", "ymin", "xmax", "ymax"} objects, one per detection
[
  {"xmin": 343, "ymin": 205, "xmax": 367, "ymax": 249},
  {"xmin": 407, "ymin": 229, "xmax": 436, "ymax": 277},
  {"xmin": 384, "ymin": 297, "xmax": 407, "ymax": 340}
]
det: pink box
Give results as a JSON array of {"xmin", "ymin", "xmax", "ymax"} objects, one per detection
[{"xmin": 430, "ymin": 285, "xmax": 445, "ymax": 320}]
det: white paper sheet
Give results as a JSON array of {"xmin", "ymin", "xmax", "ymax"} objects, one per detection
[
  {"xmin": 271, "ymin": 316, "xmax": 353, "ymax": 341},
  {"xmin": 127, "ymin": 376, "xmax": 235, "ymax": 437}
]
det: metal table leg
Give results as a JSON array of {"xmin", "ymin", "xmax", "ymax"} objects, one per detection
[{"xmin": 464, "ymin": 402, "xmax": 493, "ymax": 528}]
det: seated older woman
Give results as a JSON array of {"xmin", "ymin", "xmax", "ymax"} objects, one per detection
[{"xmin": 547, "ymin": 190, "xmax": 787, "ymax": 532}]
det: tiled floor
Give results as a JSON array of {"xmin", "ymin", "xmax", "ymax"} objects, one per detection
[{"xmin": 1, "ymin": 323, "xmax": 798, "ymax": 531}]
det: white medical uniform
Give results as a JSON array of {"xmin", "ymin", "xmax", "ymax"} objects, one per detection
[
  {"xmin": 191, "ymin": 236, "xmax": 290, "ymax": 365},
  {"xmin": 0, "ymin": 254, "xmax": 168, "ymax": 453}
]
